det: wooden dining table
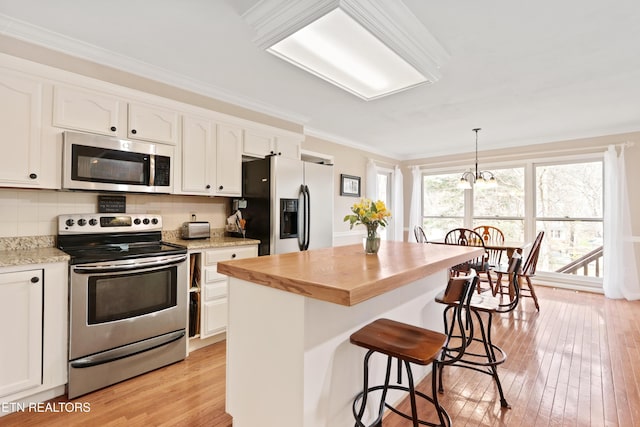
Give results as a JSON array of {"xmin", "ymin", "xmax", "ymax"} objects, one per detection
[
  {"xmin": 430, "ymin": 239, "xmax": 525, "ymax": 259},
  {"xmin": 429, "ymin": 238, "xmax": 527, "ymax": 299}
]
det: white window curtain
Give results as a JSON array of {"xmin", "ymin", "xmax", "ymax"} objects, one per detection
[
  {"xmin": 365, "ymin": 159, "xmax": 377, "ymax": 200},
  {"xmin": 392, "ymin": 165, "xmax": 404, "ymax": 241},
  {"xmin": 603, "ymin": 144, "xmax": 640, "ymax": 299},
  {"xmin": 408, "ymin": 166, "xmax": 421, "ymax": 243}
]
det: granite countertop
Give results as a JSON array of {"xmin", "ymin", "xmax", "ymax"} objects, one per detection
[
  {"xmin": 0, "ymin": 247, "xmax": 70, "ymax": 268},
  {"xmin": 0, "ymin": 231, "xmax": 258, "ymax": 268},
  {"xmin": 163, "ymin": 235, "xmax": 260, "ymax": 250},
  {"xmin": 217, "ymin": 241, "xmax": 483, "ymax": 306}
]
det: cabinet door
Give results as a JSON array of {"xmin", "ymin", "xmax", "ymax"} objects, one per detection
[
  {"xmin": 0, "ymin": 269, "xmax": 43, "ymax": 398},
  {"xmin": 181, "ymin": 115, "xmax": 214, "ymax": 194},
  {"xmin": 201, "ymin": 298, "xmax": 227, "ymax": 339},
  {"xmin": 128, "ymin": 103, "xmax": 179, "ymax": 145},
  {"xmin": 274, "ymin": 135, "xmax": 301, "ymax": 160},
  {"xmin": 243, "ymin": 129, "xmax": 274, "ymax": 158},
  {"xmin": 52, "ymin": 85, "xmax": 120, "ymax": 136},
  {"xmin": 0, "ymin": 72, "xmax": 42, "ymax": 186},
  {"xmin": 214, "ymin": 123, "xmax": 242, "ymax": 196}
]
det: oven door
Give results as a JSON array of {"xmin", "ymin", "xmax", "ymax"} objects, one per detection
[{"xmin": 69, "ymin": 254, "xmax": 187, "ymax": 360}]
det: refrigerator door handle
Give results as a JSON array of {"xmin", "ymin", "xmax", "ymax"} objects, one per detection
[
  {"xmin": 303, "ymin": 185, "xmax": 310, "ymax": 250},
  {"xmin": 298, "ymin": 185, "xmax": 306, "ymax": 251}
]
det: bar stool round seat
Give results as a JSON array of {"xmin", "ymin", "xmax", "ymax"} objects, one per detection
[{"xmin": 350, "ymin": 318, "xmax": 450, "ymax": 427}]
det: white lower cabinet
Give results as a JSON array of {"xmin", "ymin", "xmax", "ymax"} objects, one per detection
[
  {"xmin": 0, "ymin": 269, "xmax": 43, "ymax": 397},
  {"xmin": 189, "ymin": 245, "xmax": 258, "ymax": 343},
  {"xmin": 0, "ymin": 262, "xmax": 68, "ymax": 409}
]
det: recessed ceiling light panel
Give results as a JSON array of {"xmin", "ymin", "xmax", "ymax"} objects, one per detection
[{"xmin": 243, "ymin": 0, "xmax": 449, "ymax": 100}]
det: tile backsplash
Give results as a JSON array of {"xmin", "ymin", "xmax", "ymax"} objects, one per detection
[{"xmin": 0, "ymin": 188, "xmax": 229, "ymax": 238}]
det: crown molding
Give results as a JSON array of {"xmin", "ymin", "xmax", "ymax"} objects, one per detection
[
  {"xmin": 304, "ymin": 127, "xmax": 403, "ymax": 160},
  {"xmin": 0, "ymin": 13, "xmax": 309, "ymax": 126}
]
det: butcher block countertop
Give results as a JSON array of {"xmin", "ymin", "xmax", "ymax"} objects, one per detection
[{"xmin": 217, "ymin": 241, "xmax": 483, "ymax": 306}]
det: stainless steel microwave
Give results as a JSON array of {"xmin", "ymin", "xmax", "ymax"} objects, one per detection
[{"xmin": 62, "ymin": 131, "xmax": 174, "ymax": 193}]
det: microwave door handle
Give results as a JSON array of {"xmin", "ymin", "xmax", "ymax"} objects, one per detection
[{"xmin": 148, "ymin": 154, "xmax": 156, "ymax": 186}]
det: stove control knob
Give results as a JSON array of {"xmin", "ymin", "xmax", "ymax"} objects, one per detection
[
  {"xmin": 134, "ymin": 218, "xmax": 141, "ymax": 225},
  {"xmin": 65, "ymin": 219, "xmax": 75, "ymax": 227},
  {"xmin": 78, "ymin": 219, "xmax": 87, "ymax": 226},
  {"xmin": 143, "ymin": 218, "xmax": 150, "ymax": 225},
  {"xmin": 151, "ymin": 218, "xmax": 158, "ymax": 225},
  {"xmin": 89, "ymin": 218, "xmax": 98, "ymax": 226}
]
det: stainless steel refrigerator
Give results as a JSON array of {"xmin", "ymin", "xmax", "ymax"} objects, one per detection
[{"xmin": 240, "ymin": 156, "xmax": 333, "ymax": 256}]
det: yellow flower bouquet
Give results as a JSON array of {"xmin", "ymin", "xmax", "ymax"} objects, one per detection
[{"xmin": 343, "ymin": 198, "xmax": 392, "ymax": 239}]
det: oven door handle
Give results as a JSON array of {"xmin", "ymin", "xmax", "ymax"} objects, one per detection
[
  {"xmin": 73, "ymin": 254, "xmax": 187, "ymax": 273},
  {"xmin": 70, "ymin": 330, "xmax": 185, "ymax": 368}
]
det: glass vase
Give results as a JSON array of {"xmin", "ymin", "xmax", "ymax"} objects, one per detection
[{"xmin": 363, "ymin": 224, "xmax": 381, "ymax": 254}]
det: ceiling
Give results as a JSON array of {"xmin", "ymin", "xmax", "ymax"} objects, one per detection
[{"xmin": 1, "ymin": 0, "xmax": 639, "ymax": 159}]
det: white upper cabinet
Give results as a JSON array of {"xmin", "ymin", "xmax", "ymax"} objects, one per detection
[
  {"xmin": 242, "ymin": 128, "xmax": 301, "ymax": 160},
  {"xmin": 274, "ymin": 134, "xmax": 302, "ymax": 160},
  {"xmin": 53, "ymin": 85, "xmax": 179, "ymax": 145},
  {"xmin": 215, "ymin": 123, "xmax": 242, "ymax": 196},
  {"xmin": 53, "ymin": 85, "xmax": 120, "ymax": 136},
  {"xmin": 243, "ymin": 129, "xmax": 275, "ymax": 158},
  {"xmin": 180, "ymin": 114, "xmax": 216, "ymax": 195},
  {"xmin": 0, "ymin": 72, "xmax": 41, "ymax": 186},
  {"xmin": 0, "ymin": 70, "xmax": 57, "ymax": 188},
  {"xmin": 128, "ymin": 103, "xmax": 179, "ymax": 145}
]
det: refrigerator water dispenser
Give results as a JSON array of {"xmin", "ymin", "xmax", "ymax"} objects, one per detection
[{"xmin": 280, "ymin": 199, "xmax": 298, "ymax": 239}]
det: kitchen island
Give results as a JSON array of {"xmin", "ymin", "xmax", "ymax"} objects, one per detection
[{"xmin": 217, "ymin": 241, "xmax": 483, "ymax": 427}]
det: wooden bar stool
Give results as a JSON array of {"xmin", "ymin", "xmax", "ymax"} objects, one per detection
[
  {"xmin": 435, "ymin": 253, "xmax": 522, "ymax": 408},
  {"xmin": 349, "ymin": 274, "xmax": 476, "ymax": 427}
]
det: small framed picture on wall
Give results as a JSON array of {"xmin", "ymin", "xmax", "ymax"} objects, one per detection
[{"xmin": 340, "ymin": 174, "xmax": 361, "ymax": 197}]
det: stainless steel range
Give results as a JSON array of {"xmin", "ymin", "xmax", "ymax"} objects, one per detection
[{"xmin": 57, "ymin": 213, "xmax": 188, "ymax": 399}]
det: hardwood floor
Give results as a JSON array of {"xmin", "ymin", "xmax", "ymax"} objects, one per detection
[
  {"xmin": 0, "ymin": 340, "xmax": 230, "ymax": 427},
  {"xmin": 384, "ymin": 286, "xmax": 640, "ymax": 427},
  {"xmin": 1, "ymin": 285, "xmax": 639, "ymax": 426}
]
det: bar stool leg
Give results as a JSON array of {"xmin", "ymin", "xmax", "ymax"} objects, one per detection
[
  {"xmin": 353, "ymin": 350, "xmax": 393, "ymax": 427},
  {"xmin": 431, "ymin": 360, "xmax": 451, "ymax": 427},
  {"xmin": 403, "ymin": 360, "xmax": 419, "ymax": 427},
  {"xmin": 473, "ymin": 310, "xmax": 510, "ymax": 408}
]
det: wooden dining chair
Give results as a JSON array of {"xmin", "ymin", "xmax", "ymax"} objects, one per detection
[
  {"xmin": 473, "ymin": 225, "xmax": 505, "ymax": 268},
  {"xmin": 444, "ymin": 228, "xmax": 492, "ymax": 292},
  {"xmin": 495, "ymin": 231, "xmax": 544, "ymax": 310},
  {"xmin": 414, "ymin": 225, "xmax": 428, "ymax": 243}
]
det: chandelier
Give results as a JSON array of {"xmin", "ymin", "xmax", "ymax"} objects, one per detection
[{"xmin": 458, "ymin": 128, "xmax": 497, "ymax": 189}]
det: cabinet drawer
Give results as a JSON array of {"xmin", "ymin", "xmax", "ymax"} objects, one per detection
[
  {"xmin": 203, "ymin": 281, "xmax": 227, "ymax": 301},
  {"xmin": 204, "ymin": 266, "xmax": 227, "ymax": 284},
  {"xmin": 204, "ymin": 246, "xmax": 257, "ymax": 265}
]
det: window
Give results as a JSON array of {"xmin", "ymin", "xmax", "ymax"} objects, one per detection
[
  {"xmin": 473, "ymin": 167, "xmax": 525, "ymax": 240},
  {"xmin": 420, "ymin": 157, "xmax": 604, "ymax": 282},
  {"xmin": 376, "ymin": 169, "xmax": 393, "ymax": 240},
  {"xmin": 535, "ymin": 161, "xmax": 603, "ymax": 277},
  {"xmin": 422, "ymin": 172, "xmax": 464, "ymax": 238}
]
